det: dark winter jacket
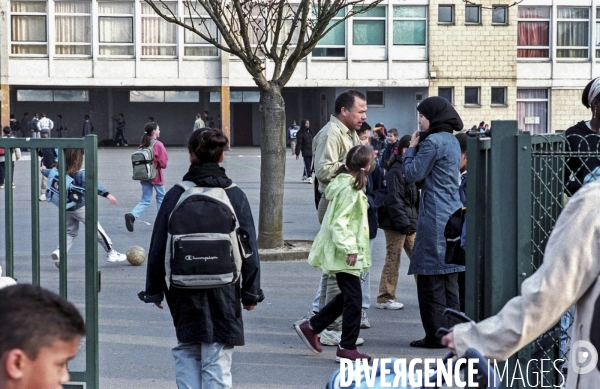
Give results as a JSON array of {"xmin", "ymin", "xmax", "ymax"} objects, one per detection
[
  {"xmin": 380, "ymin": 141, "xmax": 396, "ymax": 169},
  {"xmin": 378, "ymin": 158, "xmax": 419, "ymax": 234},
  {"xmin": 565, "ymin": 121, "xmax": 600, "ymax": 195},
  {"xmin": 139, "ymin": 162, "xmax": 264, "ymax": 346},
  {"xmin": 38, "ymin": 148, "xmax": 57, "ymax": 169},
  {"xmin": 295, "ymin": 126, "xmax": 314, "ymax": 157},
  {"xmin": 365, "ymin": 162, "xmax": 387, "ymax": 240}
]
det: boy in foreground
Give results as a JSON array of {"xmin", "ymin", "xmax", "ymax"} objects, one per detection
[{"xmin": 0, "ymin": 284, "xmax": 86, "ymax": 389}]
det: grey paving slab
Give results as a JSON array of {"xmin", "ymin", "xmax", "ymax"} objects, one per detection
[{"xmin": 0, "ymin": 146, "xmax": 448, "ymax": 389}]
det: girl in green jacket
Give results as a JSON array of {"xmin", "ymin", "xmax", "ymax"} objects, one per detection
[{"xmin": 295, "ymin": 144, "xmax": 374, "ymax": 362}]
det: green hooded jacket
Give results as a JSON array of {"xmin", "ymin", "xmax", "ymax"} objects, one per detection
[{"xmin": 308, "ymin": 173, "xmax": 371, "ymax": 276}]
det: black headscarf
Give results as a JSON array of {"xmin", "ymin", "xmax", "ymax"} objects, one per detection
[{"xmin": 417, "ymin": 96, "xmax": 463, "ymax": 137}]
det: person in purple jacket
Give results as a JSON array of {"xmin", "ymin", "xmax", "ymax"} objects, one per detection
[{"xmin": 125, "ymin": 122, "xmax": 169, "ymax": 232}]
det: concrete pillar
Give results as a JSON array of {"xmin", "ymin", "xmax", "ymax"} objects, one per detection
[
  {"xmin": 220, "ymin": 86, "xmax": 231, "ymax": 142},
  {"xmin": 0, "ymin": 84, "xmax": 9, "ymax": 128}
]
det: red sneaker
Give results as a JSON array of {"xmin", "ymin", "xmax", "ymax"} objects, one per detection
[
  {"xmin": 294, "ymin": 320, "xmax": 322, "ymax": 353},
  {"xmin": 335, "ymin": 346, "xmax": 372, "ymax": 362}
]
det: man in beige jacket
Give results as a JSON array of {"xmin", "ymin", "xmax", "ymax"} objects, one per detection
[{"xmin": 442, "ymin": 180, "xmax": 600, "ymax": 388}]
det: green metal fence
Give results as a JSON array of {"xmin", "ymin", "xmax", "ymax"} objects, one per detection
[
  {"xmin": 465, "ymin": 121, "xmax": 598, "ymax": 388},
  {"xmin": 0, "ymin": 135, "xmax": 99, "ymax": 389}
]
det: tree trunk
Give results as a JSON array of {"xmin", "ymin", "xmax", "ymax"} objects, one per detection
[{"xmin": 257, "ymin": 84, "xmax": 286, "ymax": 249}]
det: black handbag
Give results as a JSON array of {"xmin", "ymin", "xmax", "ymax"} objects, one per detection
[{"xmin": 444, "ymin": 207, "xmax": 466, "ymax": 266}]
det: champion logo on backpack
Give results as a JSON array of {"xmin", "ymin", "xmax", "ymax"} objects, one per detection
[{"xmin": 166, "ymin": 181, "xmax": 252, "ymax": 289}]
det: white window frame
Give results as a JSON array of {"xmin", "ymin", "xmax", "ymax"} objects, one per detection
[
  {"xmin": 392, "ymin": 6, "xmax": 426, "ymax": 46},
  {"xmin": 98, "ymin": 1, "xmax": 135, "ymax": 58},
  {"xmin": 465, "ymin": 5, "xmax": 481, "ymax": 25},
  {"xmin": 465, "ymin": 87, "xmax": 481, "ymax": 106},
  {"xmin": 10, "ymin": 1, "xmax": 48, "ymax": 57},
  {"xmin": 595, "ymin": 7, "xmax": 600, "ymax": 59},
  {"xmin": 556, "ymin": 6, "xmax": 590, "ymax": 60},
  {"xmin": 491, "ymin": 87, "xmax": 507, "ymax": 106},
  {"xmin": 517, "ymin": 6, "xmax": 551, "ymax": 60},
  {"xmin": 141, "ymin": 2, "xmax": 177, "ymax": 58},
  {"xmin": 517, "ymin": 89, "xmax": 549, "ymax": 134},
  {"xmin": 492, "ymin": 5, "xmax": 508, "ymax": 25},
  {"xmin": 313, "ymin": 10, "xmax": 346, "ymax": 59},
  {"xmin": 352, "ymin": 6, "xmax": 386, "ymax": 46},
  {"xmin": 438, "ymin": 5, "xmax": 454, "ymax": 25},
  {"xmin": 183, "ymin": 17, "xmax": 219, "ymax": 58},
  {"xmin": 54, "ymin": 1, "xmax": 92, "ymax": 57},
  {"xmin": 438, "ymin": 87, "xmax": 454, "ymax": 105}
]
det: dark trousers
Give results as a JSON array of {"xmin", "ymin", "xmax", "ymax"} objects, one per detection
[
  {"xmin": 0, "ymin": 161, "xmax": 14, "ymax": 185},
  {"xmin": 309, "ymin": 272, "xmax": 362, "ymax": 350},
  {"xmin": 458, "ymin": 271, "xmax": 465, "ymax": 312},
  {"xmin": 114, "ymin": 129, "xmax": 127, "ymax": 145},
  {"xmin": 303, "ymin": 156, "xmax": 312, "ymax": 177},
  {"xmin": 416, "ymin": 273, "xmax": 460, "ymax": 345}
]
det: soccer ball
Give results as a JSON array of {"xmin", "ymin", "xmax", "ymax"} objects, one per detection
[{"xmin": 126, "ymin": 246, "xmax": 146, "ymax": 266}]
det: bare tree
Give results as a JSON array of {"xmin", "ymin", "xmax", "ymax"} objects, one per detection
[{"xmin": 144, "ymin": 0, "xmax": 383, "ymax": 249}]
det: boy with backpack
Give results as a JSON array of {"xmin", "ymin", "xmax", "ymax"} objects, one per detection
[
  {"xmin": 38, "ymin": 130, "xmax": 56, "ymax": 201},
  {"xmin": 138, "ymin": 128, "xmax": 263, "ymax": 389}
]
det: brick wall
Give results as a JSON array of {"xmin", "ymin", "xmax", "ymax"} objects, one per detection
[
  {"xmin": 550, "ymin": 89, "xmax": 591, "ymax": 132},
  {"xmin": 428, "ymin": 0, "xmax": 517, "ymax": 129}
]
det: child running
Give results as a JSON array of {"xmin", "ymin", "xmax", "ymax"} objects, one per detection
[
  {"xmin": 294, "ymin": 144, "xmax": 374, "ymax": 362},
  {"xmin": 42, "ymin": 148, "xmax": 127, "ymax": 267}
]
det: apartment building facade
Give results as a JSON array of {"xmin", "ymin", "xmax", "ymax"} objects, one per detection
[{"xmin": 0, "ymin": 0, "xmax": 596, "ymax": 145}]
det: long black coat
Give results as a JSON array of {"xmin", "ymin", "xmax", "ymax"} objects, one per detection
[
  {"xmin": 295, "ymin": 126, "xmax": 313, "ymax": 157},
  {"xmin": 139, "ymin": 163, "xmax": 264, "ymax": 346},
  {"xmin": 378, "ymin": 158, "xmax": 419, "ymax": 234}
]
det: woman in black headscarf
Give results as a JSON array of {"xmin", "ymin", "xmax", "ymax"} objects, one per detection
[{"xmin": 403, "ymin": 96, "xmax": 464, "ymax": 348}]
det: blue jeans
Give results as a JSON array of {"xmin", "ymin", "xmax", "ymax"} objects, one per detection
[
  {"xmin": 130, "ymin": 181, "xmax": 165, "ymax": 219},
  {"xmin": 172, "ymin": 342, "xmax": 233, "ymax": 389}
]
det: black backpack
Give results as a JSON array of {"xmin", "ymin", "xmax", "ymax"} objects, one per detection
[
  {"xmin": 444, "ymin": 207, "xmax": 466, "ymax": 266},
  {"xmin": 166, "ymin": 181, "xmax": 252, "ymax": 289}
]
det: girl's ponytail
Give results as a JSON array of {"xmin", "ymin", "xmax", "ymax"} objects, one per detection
[
  {"xmin": 335, "ymin": 145, "xmax": 374, "ymax": 191},
  {"xmin": 141, "ymin": 122, "xmax": 158, "ymax": 147}
]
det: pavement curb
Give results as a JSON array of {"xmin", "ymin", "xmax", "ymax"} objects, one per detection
[{"xmin": 258, "ymin": 240, "xmax": 312, "ymax": 262}]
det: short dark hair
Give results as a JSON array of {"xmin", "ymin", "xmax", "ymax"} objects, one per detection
[
  {"xmin": 334, "ymin": 90, "xmax": 366, "ymax": 115},
  {"xmin": 58, "ymin": 114, "xmax": 62, "ymax": 119},
  {"xmin": 358, "ymin": 121, "xmax": 371, "ymax": 134},
  {"xmin": 0, "ymin": 284, "xmax": 85, "ymax": 360},
  {"xmin": 387, "ymin": 128, "xmax": 398, "ymax": 136},
  {"xmin": 188, "ymin": 128, "xmax": 229, "ymax": 163},
  {"xmin": 24, "ymin": 112, "xmax": 29, "ymax": 117},
  {"xmin": 455, "ymin": 133, "xmax": 468, "ymax": 154},
  {"xmin": 119, "ymin": 113, "xmax": 124, "ymax": 118},
  {"xmin": 84, "ymin": 115, "xmax": 90, "ymax": 120},
  {"xmin": 3, "ymin": 126, "xmax": 11, "ymax": 135},
  {"xmin": 10, "ymin": 114, "xmax": 15, "ymax": 119}
]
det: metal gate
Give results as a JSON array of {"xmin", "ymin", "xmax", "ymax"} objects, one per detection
[
  {"xmin": 0, "ymin": 135, "xmax": 99, "ymax": 389},
  {"xmin": 465, "ymin": 121, "xmax": 596, "ymax": 388}
]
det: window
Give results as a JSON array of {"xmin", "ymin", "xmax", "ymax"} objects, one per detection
[
  {"xmin": 10, "ymin": 1, "xmax": 47, "ymax": 55},
  {"xmin": 557, "ymin": 7, "xmax": 590, "ymax": 59},
  {"xmin": 313, "ymin": 10, "xmax": 345, "ymax": 57},
  {"xmin": 353, "ymin": 6, "xmax": 385, "ymax": 45},
  {"xmin": 491, "ymin": 87, "xmax": 507, "ymax": 105},
  {"xmin": 438, "ymin": 87, "xmax": 453, "ymax": 105},
  {"xmin": 465, "ymin": 87, "xmax": 480, "ymax": 105},
  {"xmin": 130, "ymin": 91, "xmax": 200, "ymax": 102},
  {"xmin": 596, "ymin": 8, "xmax": 600, "ymax": 58},
  {"xmin": 492, "ymin": 6, "xmax": 508, "ymax": 25},
  {"xmin": 17, "ymin": 90, "xmax": 89, "ymax": 102},
  {"xmin": 184, "ymin": 17, "xmax": 218, "ymax": 57},
  {"xmin": 98, "ymin": 2, "xmax": 134, "ymax": 57},
  {"xmin": 465, "ymin": 6, "xmax": 481, "ymax": 24},
  {"xmin": 393, "ymin": 6, "xmax": 426, "ymax": 46},
  {"xmin": 55, "ymin": 1, "xmax": 91, "ymax": 55},
  {"xmin": 141, "ymin": 2, "xmax": 177, "ymax": 57},
  {"xmin": 517, "ymin": 89, "xmax": 548, "ymax": 134},
  {"xmin": 518, "ymin": 6, "xmax": 550, "ymax": 58},
  {"xmin": 366, "ymin": 91, "xmax": 384, "ymax": 107},
  {"xmin": 438, "ymin": 5, "xmax": 454, "ymax": 24}
]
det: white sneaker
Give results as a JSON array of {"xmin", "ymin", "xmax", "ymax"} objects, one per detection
[
  {"xmin": 51, "ymin": 250, "xmax": 60, "ymax": 268},
  {"xmin": 307, "ymin": 177, "xmax": 313, "ymax": 184},
  {"xmin": 360, "ymin": 310, "xmax": 371, "ymax": 329},
  {"xmin": 320, "ymin": 329, "xmax": 364, "ymax": 346},
  {"xmin": 124, "ymin": 144, "xmax": 128, "ymax": 147},
  {"xmin": 302, "ymin": 176, "xmax": 307, "ymax": 182},
  {"xmin": 39, "ymin": 194, "xmax": 47, "ymax": 201},
  {"xmin": 107, "ymin": 250, "xmax": 127, "ymax": 262},
  {"xmin": 376, "ymin": 300, "xmax": 404, "ymax": 310}
]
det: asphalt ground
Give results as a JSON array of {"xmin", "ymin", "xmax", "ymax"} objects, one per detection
[{"xmin": 0, "ymin": 146, "xmax": 452, "ymax": 389}]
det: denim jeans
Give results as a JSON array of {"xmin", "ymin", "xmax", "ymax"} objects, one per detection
[
  {"xmin": 172, "ymin": 342, "xmax": 233, "ymax": 389},
  {"xmin": 131, "ymin": 181, "xmax": 165, "ymax": 219}
]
